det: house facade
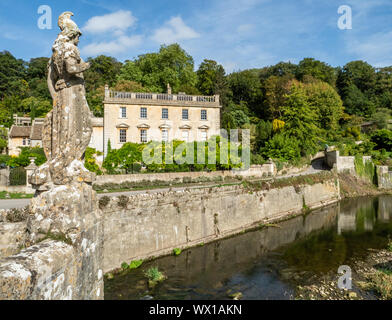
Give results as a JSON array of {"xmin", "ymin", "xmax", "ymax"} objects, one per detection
[
  {"xmin": 8, "ymin": 115, "xmax": 104, "ymax": 157},
  {"xmin": 8, "ymin": 116, "xmax": 45, "ymax": 156},
  {"xmin": 103, "ymin": 85, "xmax": 221, "ymax": 156}
]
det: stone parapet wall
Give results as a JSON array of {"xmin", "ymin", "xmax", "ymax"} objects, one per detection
[
  {"xmin": 0, "ymin": 240, "xmax": 76, "ymax": 300},
  {"xmin": 101, "ymin": 176, "xmax": 340, "ymax": 272},
  {"xmin": 0, "ymin": 222, "xmax": 27, "ymax": 259},
  {"xmin": 95, "ymin": 164, "xmax": 276, "ymax": 188},
  {"xmin": 326, "ymin": 150, "xmax": 372, "ymax": 173}
]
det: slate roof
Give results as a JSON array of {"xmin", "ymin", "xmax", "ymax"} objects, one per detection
[
  {"xmin": 9, "ymin": 126, "xmax": 31, "ymax": 138},
  {"xmin": 30, "ymin": 123, "xmax": 43, "ymax": 140}
]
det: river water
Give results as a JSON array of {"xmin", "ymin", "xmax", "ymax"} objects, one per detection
[{"xmin": 104, "ymin": 195, "xmax": 392, "ymax": 300}]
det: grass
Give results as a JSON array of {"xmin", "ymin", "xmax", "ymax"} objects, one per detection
[
  {"xmin": 0, "ymin": 191, "xmax": 34, "ymax": 199},
  {"xmin": 365, "ymin": 271, "xmax": 392, "ymax": 299}
]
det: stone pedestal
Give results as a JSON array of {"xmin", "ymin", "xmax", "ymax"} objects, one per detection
[{"xmin": 27, "ymin": 182, "xmax": 104, "ymax": 299}]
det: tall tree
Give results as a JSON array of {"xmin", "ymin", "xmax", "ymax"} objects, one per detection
[
  {"xmin": 0, "ymin": 51, "xmax": 26, "ymax": 98},
  {"xmin": 296, "ymin": 58, "xmax": 337, "ymax": 87},
  {"xmin": 118, "ymin": 44, "xmax": 197, "ymax": 93},
  {"xmin": 280, "ymin": 84, "xmax": 321, "ymax": 155},
  {"xmin": 84, "ymin": 55, "xmax": 123, "ymax": 92}
]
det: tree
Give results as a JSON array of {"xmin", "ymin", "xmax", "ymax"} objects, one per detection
[
  {"xmin": 0, "ymin": 51, "xmax": 26, "ymax": 98},
  {"xmin": 342, "ymin": 84, "xmax": 375, "ymax": 117},
  {"xmin": 118, "ymin": 44, "xmax": 197, "ymax": 93},
  {"xmin": 370, "ymin": 129, "xmax": 392, "ymax": 151},
  {"xmin": 20, "ymin": 97, "xmax": 51, "ymax": 118},
  {"xmin": 196, "ymin": 59, "xmax": 230, "ymax": 105},
  {"xmin": 227, "ymin": 69, "xmax": 264, "ymax": 118},
  {"xmin": 280, "ymin": 84, "xmax": 321, "ymax": 155},
  {"xmin": 304, "ymin": 80, "xmax": 344, "ymax": 132},
  {"xmin": 0, "ymin": 127, "xmax": 7, "ymax": 152},
  {"xmin": 84, "ymin": 55, "xmax": 122, "ymax": 92},
  {"xmin": 370, "ymin": 108, "xmax": 391, "ymax": 129},
  {"xmin": 260, "ymin": 133, "xmax": 301, "ymax": 161},
  {"xmin": 117, "ymin": 142, "xmax": 143, "ymax": 173},
  {"xmin": 296, "ymin": 58, "xmax": 337, "ymax": 87},
  {"xmin": 262, "ymin": 75, "xmax": 293, "ymax": 119},
  {"xmin": 259, "ymin": 61, "xmax": 297, "ymax": 80}
]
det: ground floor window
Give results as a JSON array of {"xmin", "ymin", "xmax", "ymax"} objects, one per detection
[
  {"xmin": 162, "ymin": 129, "xmax": 168, "ymax": 142},
  {"xmin": 119, "ymin": 129, "xmax": 127, "ymax": 143},
  {"xmin": 140, "ymin": 129, "xmax": 148, "ymax": 143},
  {"xmin": 22, "ymin": 138, "xmax": 30, "ymax": 146},
  {"xmin": 182, "ymin": 130, "xmax": 189, "ymax": 142},
  {"xmin": 201, "ymin": 131, "xmax": 207, "ymax": 141}
]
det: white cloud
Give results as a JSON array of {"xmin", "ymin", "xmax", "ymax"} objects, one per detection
[
  {"xmin": 82, "ymin": 35, "xmax": 142, "ymax": 56},
  {"xmin": 151, "ymin": 16, "xmax": 200, "ymax": 44},
  {"xmin": 346, "ymin": 31, "xmax": 392, "ymax": 67},
  {"xmin": 83, "ymin": 10, "xmax": 136, "ymax": 34}
]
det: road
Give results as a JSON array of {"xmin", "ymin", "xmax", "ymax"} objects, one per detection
[{"xmin": 0, "ymin": 158, "xmax": 328, "ymax": 210}]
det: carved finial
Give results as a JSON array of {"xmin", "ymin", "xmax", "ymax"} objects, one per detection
[{"xmin": 167, "ymin": 83, "xmax": 172, "ymax": 95}]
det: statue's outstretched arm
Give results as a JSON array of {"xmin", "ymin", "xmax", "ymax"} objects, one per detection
[{"xmin": 65, "ymin": 57, "xmax": 90, "ymax": 75}]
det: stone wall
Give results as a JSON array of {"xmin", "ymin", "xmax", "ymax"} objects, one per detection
[
  {"xmin": 94, "ymin": 164, "xmax": 276, "ymax": 188},
  {"xmin": 376, "ymin": 166, "xmax": 392, "ymax": 189},
  {"xmin": 326, "ymin": 150, "xmax": 355, "ymax": 173},
  {"xmin": 101, "ymin": 176, "xmax": 340, "ymax": 272},
  {"xmin": 326, "ymin": 150, "xmax": 373, "ymax": 174}
]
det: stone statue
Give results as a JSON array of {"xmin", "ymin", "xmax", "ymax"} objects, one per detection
[{"xmin": 30, "ymin": 11, "xmax": 94, "ymax": 189}]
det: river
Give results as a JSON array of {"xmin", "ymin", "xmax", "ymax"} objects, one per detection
[{"xmin": 104, "ymin": 195, "xmax": 392, "ymax": 300}]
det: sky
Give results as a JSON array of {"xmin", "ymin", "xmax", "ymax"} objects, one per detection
[{"xmin": 1, "ymin": 0, "xmax": 392, "ymax": 73}]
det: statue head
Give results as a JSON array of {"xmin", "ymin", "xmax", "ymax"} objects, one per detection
[
  {"xmin": 58, "ymin": 11, "xmax": 82, "ymax": 39},
  {"xmin": 53, "ymin": 12, "xmax": 82, "ymax": 52}
]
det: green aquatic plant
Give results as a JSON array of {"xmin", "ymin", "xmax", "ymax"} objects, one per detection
[
  {"xmin": 144, "ymin": 267, "xmax": 166, "ymax": 287},
  {"xmin": 121, "ymin": 262, "xmax": 129, "ymax": 270},
  {"xmin": 173, "ymin": 248, "xmax": 182, "ymax": 256},
  {"xmin": 129, "ymin": 260, "xmax": 143, "ymax": 269}
]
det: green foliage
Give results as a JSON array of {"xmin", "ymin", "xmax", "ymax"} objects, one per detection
[
  {"xmin": 118, "ymin": 44, "xmax": 197, "ymax": 93},
  {"xmin": 0, "ymin": 127, "xmax": 8, "ymax": 152},
  {"xmin": 129, "ymin": 260, "xmax": 143, "ymax": 269},
  {"xmin": 296, "ymin": 58, "xmax": 337, "ymax": 86},
  {"xmin": 7, "ymin": 147, "xmax": 46, "ymax": 167},
  {"xmin": 121, "ymin": 262, "xmax": 129, "ymax": 270},
  {"xmin": 354, "ymin": 155, "xmax": 376, "ymax": 184},
  {"xmin": 84, "ymin": 55, "xmax": 123, "ymax": 92},
  {"xmin": 280, "ymin": 84, "xmax": 321, "ymax": 156},
  {"xmin": 261, "ymin": 133, "xmax": 300, "ymax": 162},
  {"xmin": 84, "ymin": 147, "xmax": 103, "ymax": 175},
  {"xmin": 144, "ymin": 267, "xmax": 166, "ymax": 283},
  {"xmin": 173, "ymin": 248, "xmax": 182, "ymax": 256},
  {"xmin": 371, "ymin": 130, "xmax": 392, "ymax": 151}
]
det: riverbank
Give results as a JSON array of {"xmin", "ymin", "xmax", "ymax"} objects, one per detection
[
  {"xmin": 339, "ymin": 172, "xmax": 390, "ymax": 199},
  {"xmin": 296, "ymin": 246, "xmax": 392, "ymax": 300}
]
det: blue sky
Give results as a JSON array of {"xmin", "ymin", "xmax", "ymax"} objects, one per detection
[{"xmin": 1, "ymin": 0, "xmax": 392, "ymax": 73}]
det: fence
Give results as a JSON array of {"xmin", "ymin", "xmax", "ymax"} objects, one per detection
[{"xmin": 9, "ymin": 167, "xmax": 26, "ymax": 186}]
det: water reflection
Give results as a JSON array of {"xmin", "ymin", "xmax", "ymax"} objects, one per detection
[{"xmin": 105, "ymin": 196, "xmax": 392, "ymax": 300}]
